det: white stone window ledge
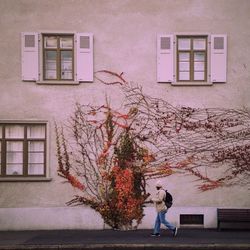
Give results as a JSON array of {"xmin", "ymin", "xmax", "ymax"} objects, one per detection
[
  {"xmin": 37, "ymin": 80, "xmax": 80, "ymax": 85},
  {"xmin": 171, "ymin": 82, "xmax": 213, "ymax": 86}
]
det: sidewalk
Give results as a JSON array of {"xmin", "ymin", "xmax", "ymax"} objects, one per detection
[{"xmin": 0, "ymin": 229, "xmax": 249, "ymax": 250}]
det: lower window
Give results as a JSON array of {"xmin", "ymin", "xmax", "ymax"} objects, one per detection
[{"xmin": 0, "ymin": 123, "xmax": 47, "ymax": 177}]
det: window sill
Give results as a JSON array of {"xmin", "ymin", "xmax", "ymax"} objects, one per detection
[
  {"xmin": 37, "ymin": 80, "xmax": 80, "ymax": 85},
  {"xmin": 171, "ymin": 82, "xmax": 213, "ymax": 86},
  {"xmin": 0, "ymin": 177, "xmax": 52, "ymax": 182}
]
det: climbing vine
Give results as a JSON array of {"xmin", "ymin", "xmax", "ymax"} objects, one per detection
[{"xmin": 56, "ymin": 70, "xmax": 250, "ymax": 229}]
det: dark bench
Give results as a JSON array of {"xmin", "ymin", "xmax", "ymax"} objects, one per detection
[{"xmin": 217, "ymin": 208, "xmax": 250, "ymax": 230}]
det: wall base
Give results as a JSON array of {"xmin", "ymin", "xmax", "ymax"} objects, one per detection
[{"xmin": 0, "ymin": 206, "xmax": 218, "ymax": 231}]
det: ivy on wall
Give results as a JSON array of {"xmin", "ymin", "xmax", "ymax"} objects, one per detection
[{"xmin": 56, "ymin": 70, "xmax": 250, "ymax": 229}]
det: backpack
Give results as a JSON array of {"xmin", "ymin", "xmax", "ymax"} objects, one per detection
[{"xmin": 164, "ymin": 190, "xmax": 173, "ymax": 208}]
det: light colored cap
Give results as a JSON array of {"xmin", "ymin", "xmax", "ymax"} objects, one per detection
[{"xmin": 156, "ymin": 180, "xmax": 163, "ymax": 188}]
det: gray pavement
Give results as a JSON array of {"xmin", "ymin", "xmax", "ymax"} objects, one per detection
[{"xmin": 0, "ymin": 229, "xmax": 249, "ymax": 250}]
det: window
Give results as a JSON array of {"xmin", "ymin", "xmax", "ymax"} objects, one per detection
[
  {"xmin": 43, "ymin": 35, "xmax": 74, "ymax": 81},
  {"xmin": 177, "ymin": 36, "xmax": 207, "ymax": 82},
  {"xmin": 21, "ymin": 32, "xmax": 93, "ymax": 83},
  {"xmin": 0, "ymin": 123, "xmax": 47, "ymax": 177},
  {"xmin": 157, "ymin": 34, "xmax": 227, "ymax": 85}
]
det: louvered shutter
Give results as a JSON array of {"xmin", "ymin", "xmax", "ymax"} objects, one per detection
[
  {"xmin": 157, "ymin": 35, "xmax": 174, "ymax": 82},
  {"xmin": 76, "ymin": 33, "xmax": 93, "ymax": 82},
  {"xmin": 21, "ymin": 32, "xmax": 39, "ymax": 81},
  {"xmin": 211, "ymin": 35, "xmax": 227, "ymax": 82}
]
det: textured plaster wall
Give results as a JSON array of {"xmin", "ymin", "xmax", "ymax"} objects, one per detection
[
  {"xmin": 0, "ymin": 206, "xmax": 218, "ymax": 230},
  {"xmin": 0, "ymin": 0, "xmax": 250, "ymax": 223}
]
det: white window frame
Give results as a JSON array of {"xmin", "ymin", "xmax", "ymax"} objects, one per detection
[
  {"xmin": 157, "ymin": 33, "xmax": 227, "ymax": 86},
  {"xmin": 21, "ymin": 31, "xmax": 94, "ymax": 85}
]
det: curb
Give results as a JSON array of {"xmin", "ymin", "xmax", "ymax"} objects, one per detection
[{"xmin": 0, "ymin": 244, "xmax": 250, "ymax": 250}]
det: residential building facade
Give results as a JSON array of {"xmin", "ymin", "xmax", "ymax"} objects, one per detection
[{"xmin": 0, "ymin": 0, "xmax": 250, "ymax": 230}]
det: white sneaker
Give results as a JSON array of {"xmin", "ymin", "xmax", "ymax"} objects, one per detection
[
  {"xmin": 173, "ymin": 227, "xmax": 178, "ymax": 237},
  {"xmin": 151, "ymin": 233, "xmax": 160, "ymax": 237}
]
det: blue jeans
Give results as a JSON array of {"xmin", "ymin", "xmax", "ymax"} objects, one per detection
[{"xmin": 154, "ymin": 210, "xmax": 175, "ymax": 234}]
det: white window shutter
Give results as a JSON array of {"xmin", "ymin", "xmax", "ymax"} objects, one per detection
[
  {"xmin": 211, "ymin": 34, "xmax": 227, "ymax": 82},
  {"xmin": 21, "ymin": 32, "xmax": 39, "ymax": 81},
  {"xmin": 76, "ymin": 33, "xmax": 93, "ymax": 82},
  {"xmin": 157, "ymin": 34, "xmax": 174, "ymax": 83}
]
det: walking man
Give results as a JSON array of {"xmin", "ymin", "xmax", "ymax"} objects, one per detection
[{"xmin": 150, "ymin": 181, "xmax": 178, "ymax": 237}]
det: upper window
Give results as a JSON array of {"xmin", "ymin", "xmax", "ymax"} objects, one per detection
[
  {"xmin": 21, "ymin": 32, "xmax": 93, "ymax": 84},
  {"xmin": 0, "ymin": 123, "xmax": 47, "ymax": 177},
  {"xmin": 157, "ymin": 34, "xmax": 227, "ymax": 85},
  {"xmin": 177, "ymin": 36, "xmax": 207, "ymax": 82},
  {"xmin": 43, "ymin": 35, "xmax": 74, "ymax": 81}
]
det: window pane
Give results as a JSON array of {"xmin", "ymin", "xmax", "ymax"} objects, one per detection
[
  {"xmin": 27, "ymin": 125, "xmax": 46, "ymax": 139},
  {"xmin": 28, "ymin": 142, "xmax": 44, "ymax": 175},
  {"xmin": 28, "ymin": 152, "xmax": 44, "ymax": 164},
  {"xmin": 7, "ymin": 141, "xmax": 23, "ymax": 151},
  {"xmin": 6, "ymin": 142, "xmax": 23, "ymax": 173},
  {"xmin": 28, "ymin": 164, "xmax": 44, "ymax": 175},
  {"xmin": 0, "ymin": 126, "xmax": 2, "ymax": 138},
  {"xmin": 7, "ymin": 141, "xmax": 23, "ymax": 164},
  {"xmin": 194, "ymin": 72, "xmax": 205, "ymax": 81},
  {"xmin": 179, "ymin": 62, "xmax": 190, "ymax": 71},
  {"xmin": 5, "ymin": 125, "xmax": 24, "ymax": 138},
  {"xmin": 194, "ymin": 52, "xmax": 205, "ymax": 61},
  {"xmin": 28, "ymin": 141, "xmax": 44, "ymax": 151},
  {"xmin": 28, "ymin": 140, "xmax": 45, "ymax": 175},
  {"xmin": 6, "ymin": 164, "xmax": 23, "ymax": 175},
  {"xmin": 178, "ymin": 39, "xmax": 191, "ymax": 50},
  {"xmin": 7, "ymin": 152, "xmax": 23, "ymax": 163},
  {"xmin": 179, "ymin": 72, "xmax": 190, "ymax": 81},
  {"xmin": 193, "ymin": 39, "xmax": 206, "ymax": 50},
  {"xmin": 60, "ymin": 37, "xmax": 73, "ymax": 48},
  {"xmin": 44, "ymin": 36, "xmax": 57, "ymax": 48},
  {"xmin": 194, "ymin": 62, "xmax": 205, "ymax": 71},
  {"xmin": 45, "ymin": 51, "xmax": 57, "ymax": 79},
  {"xmin": 179, "ymin": 53, "xmax": 190, "ymax": 61},
  {"xmin": 61, "ymin": 51, "xmax": 73, "ymax": 80}
]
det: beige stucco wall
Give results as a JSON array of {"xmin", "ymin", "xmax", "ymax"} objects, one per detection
[{"xmin": 0, "ymin": 0, "xmax": 250, "ymax": 229}]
